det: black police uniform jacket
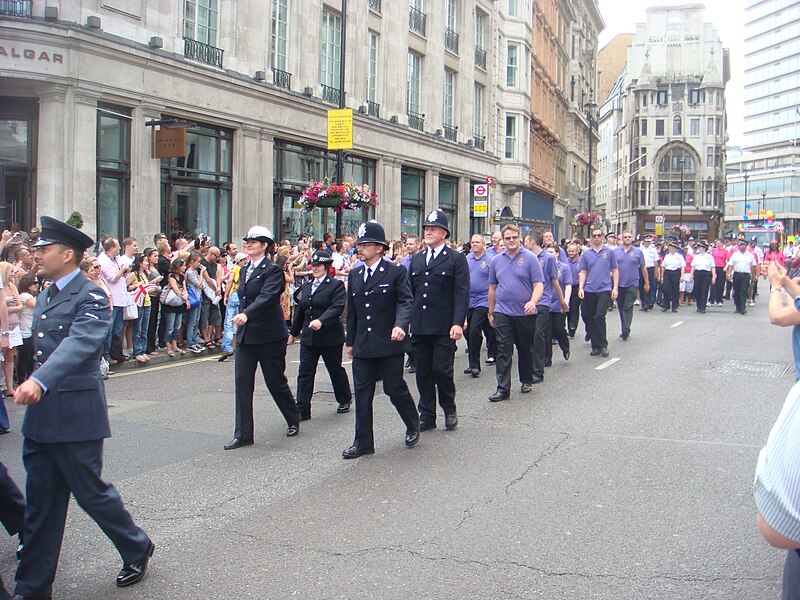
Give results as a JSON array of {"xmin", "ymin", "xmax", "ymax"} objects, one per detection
[
  {"xmin": 22, "ymin": 273, "xmax": 112, "ymax": 443},
  {"xmin": 346, "ymin": 258, "xmax": 412, "ymax": 358},
  {"xmin": 410, "ymin": 246, "xmax": 469, "ymax": 335},
  {"xmin": 236, "ymin": 257, "xmax": 288, "ymax": 344},
  {"xmin": 289, "ymin": 276, "xmax": 346, "ymax": 347}
]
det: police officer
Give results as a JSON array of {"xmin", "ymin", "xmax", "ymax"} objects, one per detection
[
  {"xmin": 289, "ymin": 249, "xmax": 352, "ymax": 420},
  {"xmin": 14, "ymin": 216, "xmax": 153, "ymax": 598},
  {"xmin": 409, "ymin": 209, "xmax": 469, "ymax": 432},
  {"xmin": 343, "ymin": 221, "xmax": 419, "ymax": 458},
  {"xmin": 639, "ymin": 235, "xmax": 660, "ymax": 311},
  {"xmin": 659, "ymin": 241, "xmax": 685, "ymax": 312},
  {"xmin": 225, "ymin": 226, "xmax": 301, "ymax": 450}
]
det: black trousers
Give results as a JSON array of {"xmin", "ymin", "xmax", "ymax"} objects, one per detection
[
  {"xmin": 694, "ymin": 270, "xmax": 712, "ymax": 312},
  {"xmin": 583, "ymin": 291, "xmax": 611, "ymax": 351},
  {"xmin": 352, "ymin": 354, "xmax": 418, "ymax": 450},
  {"xmin": 295, "ymin": 343, "xmax": 352, "ymax": 417},
  {"xmin": 641, "ymin": 267, "xmax": 656, "ymax": 308},
  {"xmin": 662, "ymin": 270, "xmax": 680, "ymax": 311},
  {"xmin": 733, "ymin": 272, "xmax": 751, "ymax": 313},
  {"xmin": 710, "ymin": 267, "xmax": 726, "ymax": 304},
  {"xmin": 532, "ymin": 306, "xmax": 550, "ymax": 379},
  {"xmin": 16, "ymin": 337, "xmax": 34, "ymax": 383},
  {"xmin": 146, "ymin": 299, "xmax": 160, "ymax": 353},
  {"xmin": 234, "ymin": 340, "xmax": 299, "ymax": 440},
  {"xmin": 0, "ymin": 461, "xmax": 24, "ymax": 537},
  {"xmin": 546, "ymin": 310, "xmax": 569, "ymax": 362},
  {"xmin": 493, "ymin": 312, "xmax": 535, "ymax": 394},
  {"xmin": 413, "ymin": 335, "xmax": 457, "ymax": 422},
  {"xmin": 15, "ymin": 439, "xmax": 150, "ymax": 598},
  {"xmin": 466, "ymin": 306, "xmax": 496, "ymax": 370},
  {"xmin": 617, "ymin": 285, "xmax": 638, "ymax": 337},
  {"xmin": 567, "ymin": 293, "xmax": 582, "ymax": 336}
]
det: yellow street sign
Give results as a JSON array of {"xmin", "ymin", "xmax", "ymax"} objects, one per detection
[
  {"xmin": 474, "ymin": 199, "xmax": 488, "ymax": 217},
  {"xmin": 327, "ymin": 109, "xmax": 353, "ymax": 150},
  {"xmin": 655, "ymin": 224, "xmax": 664, "ymax": 236}
]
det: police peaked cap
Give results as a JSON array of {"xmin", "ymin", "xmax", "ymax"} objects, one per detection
[
  {"xmin": 668, "ymin": 241, "xmax": 681, "ymax": 249},
  {"xmin": 355, "ymin": 221, "xmax": 389, "ymax": 248},
  {"xmin": 311, "ymin": 250, "xmax": 333, "ymax": 265},
  {"xmin": 423, "ymin": 209, "xmax": 450, "ymax": 238},
  {"xmin": 695, "ymin": 240, "xmax": 709, "ymax": 249},
  {"xmin": 33, "ymin": 215, "xmax": 94, "ymax": 251}
]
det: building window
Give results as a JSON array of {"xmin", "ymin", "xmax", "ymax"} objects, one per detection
[
  {"xmin": 657, "ymin": 89, "xmax": 667, "ymax": 105},
  {"xmin": 474, "ymin": 11, "xmax": 486, "ymax": 69},
  {"xmin": 321, "ymin": 9, "xmax": 342, "ymax": 101},
  {"xmin": 161, "ymin": 123, "xmax": 233, "ymax": 245},
  {"xmin": 271, "ymin": 0, "xmax": 288, "ymax": 72},
  {"xmin": 689, "ymin": 88, "xmax": 700, "ymax": 104},
  {"xmin": 707, "ymin": 117, "xmax": 714, "ymax": 135},
  {"xmin": 641, "ymin": 119, "xmax": 647, "ymax": 136},
  {"xmin": 184, "ymin": 0, "xmax": 218, "ymax": 47},
  {"xmin": 439, "ymin": 175, "xmax": 458, "ymax": 240},
  {"xmin": 97, "ymin": 105, "xmax": 130, "ymax": 242},
  {"xmin": 639, "ymin": 147, "xmax": 647, "ymax": 168},
  {"xmin": 505, "ymin": 114, "xmax": 516, "ymax": 159},
  {"xmin": 401, "ymin": 167, "xmax": 425, "ymax": 237},
  {"xmin": 407, "ymin": 50, "xmax": 422, "ymax": 116},
  {"xmin": 655, "ymin": 119, "xmax": 664, "ymax": 136},
  {"xmin": 690, "ymin": 118, "xmax": 700, "ymax": 136},
  {"xmin": 443, "ymin": 69, "xmax": 455, "ymax": 128},
  {"xmin": 672, "ymin": 115, "xmax": 682, "ymax": 136},
  {"xmin": 473, "ymin": 83, "xmax": 483, "ymax": 143},
  {"xmin": 446, "ymin": 0, "xmax": 456, "ymax": 29},
  {"xmin": 367, "ymin": 31, "xmax": 378, "ymax": 105},
  {"xmin": 508, "ymin": 0, "xmax": 518, "ymax": 17},
  {"xmin": 506, "ymin": 43, "xmax": 518, "ymax": 87},
  {"xmin": 641, "ymin": 93, "xmax": 647, "ymax": 107}
]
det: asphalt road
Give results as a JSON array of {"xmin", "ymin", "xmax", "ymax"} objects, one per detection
[{"xmin": 0, "ymin": 298, "xmax": 793, "ymax": 599}]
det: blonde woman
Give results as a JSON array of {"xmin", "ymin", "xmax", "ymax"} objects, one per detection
[{"xmin": 0, "ymin": 261, "xmax": 23, "ymax": 397}]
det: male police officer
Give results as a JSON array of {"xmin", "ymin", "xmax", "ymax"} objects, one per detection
[
  {"xmin": 14, "ymin": 216, "xmax": 153, "ymax": 598},
  {"xmin": 289, "ymin": 249, "xmax": 352, "ymax": 419},
  {"xmin": 225, "ymin": 226, "xmax": 301, "ymax": 449},
  {"xmin": 409, "ymin": 209, "xmax": 469, "ymax": 432},
  {"xmin": 343, "ymin": 221, "xmax": 419, "ymax": 458}
]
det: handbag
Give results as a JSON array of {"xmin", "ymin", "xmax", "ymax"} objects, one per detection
[
  {"xmin": 202, "ymin": 285, "xmax": 221, "ymax": 305},
  {"xmin": 160, "ymin": 286, "xmax": 184, "ymax": 307},
  {"xmin": 123, "ymin": 303, "xmax": 139, "ymax": 321},
  {"xmin": 187, "ymin": 287, "xmax": 201, "ymax": 310}
]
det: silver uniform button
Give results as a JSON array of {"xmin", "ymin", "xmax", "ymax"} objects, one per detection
[
  {"xmin": 36, "ymin": 351, "xmax": 42, "ymax": 356},
  {"xmin": 423, "ymin": 294, "xmax": 427, "ymax": 298},
  {"xmin": 424, "ymin": 282, "xmax": 428, "ymax": 287},
  {"xmin": 366, "ymin": 315, "xmax": 371, "ymax": 320},
  {"xmin": 37, "ymin": 332, "xmax": 44, "ymax": 338},
  {"xmin": 367, "ymin": 327, "xmax": 372, "ymax": 332},
  {"xmin": 58, "ymin": 325, "xmax": 63, "ymax": 330},
  {"xmin": 41, "ymin": 314, "xmax": 46, "ymax": 320},
  {"xmin": 423, "ymin": 305, "xmax": 427, "ymax": 309},
  {"xmin": 365, "ymin": 303, "xmax": 370, "ymax": 308}
]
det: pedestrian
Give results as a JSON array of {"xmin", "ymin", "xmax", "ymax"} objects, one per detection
[
  {"xmin": 218, "ymin": 252, "xmax": 247, "ymax": 362},
  {"xmin": 184, "ymin": 251, "xmax": 204, "ymax": 354},
  {"xmin": 767, "ymin": 262, "xmax": 800, "ymax": 378},
  {"xmin": 400, "ymin": 234, "xmax": 421, "ymax": 373},
  {"xmin": 409, "ymin": 209, "xmax": 469, "ymax": 432},
  {"xmin": 342, "ymin": 221, "xmax": 419, "ymax": 459},
  {"xmin": 749, "ymin": 237, "xmax": 764, "ymax": 306},
  {"xmin": 658, "ymin": 241, "xmax": 685, "ymax": 313},
  {"xmin": 0, "ymin": 262, "xmax": 23, "ymax": 399},
  {"xmin": 613, "ymin": 231, "xmax": 648, "ymax": 341},
  {"xmin": 97, "ymin": 238, "xmax": 132, "ymax": 365},
  {"xmin": 578, "ymin": 228, "xmax": 619, "ymax": 357},
  {"xmin": 679, "ymin": 250, "xmax": 694, "ymax": 307},
  {"xmin": 464, "ymin": 234, "xmax": 496, "ymax": 378},
  {"xmin": 690, "ymin": 241, "xmax": 715, "ymax": 314},
  {"xmin": 200, "ymin": 246, "xmax": 223, "ymax": 348},
  {"xmin": 543, "ymin": 230, "xmax": 569, "ymax": 264},
  {"xmin": 289, "ymin": 249, "xmax": 352, "ymax": 420},
  {"xmin": 723, "ymin": 237, "xmax": 737, "ymax": 300},
  {"xmin": 16, "ymin": 272, "xmax": 38, "ymax": 385},
  {"xmin": 566, "ymin": 241, "xmax": 582, "ymax": 337},
  {"xmin": 127, "ymin": 254, "xmax": 159, "ymax": 363},
  {"xmin": 710, "ymin": 238, "xmax": 728, "ymax": 306},
  {"xmin": 155, "ymin": 239, "xmax": 171, "ymax": 350},
  {"xmin": 487, "ymin": 224, "xmax": 544, "ymax": 402},
  {"xmin": 13, "ymin": 216, "xmax": 154, "ymax": 598},
  {"xmin": 485, "ymin": 231, "xmax": 503, "ymax": 258},
  {"xmin": 765, "ymin": 240, "xmax": 786, "ymax": 269},
  {"xmin": 224, "ymin": 226, "xmax": 301, "ymax": 450},
  {"xmin": 161, "ymin": 258, "xmax": 188, "ymax": 357},
  {"xmin": 546, "ymin": 244, "xmax": 571, "ymax": 362},
  {"xmin": 727, "ymin": 239, "xmax": 757, "ymax": 315},
  {"xmin": 141, "ymin": 247, "xmax": 163, "ymax": 356},
  {"xmin": 639, "ymin": 235, "xmax": 659, "ymax": 311}
]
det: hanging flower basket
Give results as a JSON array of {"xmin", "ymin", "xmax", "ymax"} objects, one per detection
[
  {"xmin": 671, "ymin": 224, "xmax": 691, "ymax": 236},
  {"xmin": 575, "ymin": 211, "xmax": 603, "ymax": 226},
  {"xmin": 297, "ymin": 178, "xmax": 379, "ymax": 215}
]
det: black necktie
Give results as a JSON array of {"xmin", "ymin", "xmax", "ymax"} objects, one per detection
[
  {"xmin": 365, "ymin": 268, "xmax": 373, "ymax": 285},
  {"xmin": 47, "ymin": 283, "xmax": 59, "ymax": 302}
]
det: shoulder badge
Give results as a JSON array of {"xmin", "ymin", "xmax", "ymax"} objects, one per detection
[{"xmin": 89, "ymin": 292, "xmax": 104, "ymax": 301}]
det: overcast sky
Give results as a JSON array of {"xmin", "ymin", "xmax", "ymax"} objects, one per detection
[{"xmin": 598, "ymin": 0, "xmax": 746, "ymax": 147}]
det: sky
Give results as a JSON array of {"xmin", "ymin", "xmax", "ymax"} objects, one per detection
[{"xmin": 598, "ymin": 0, "xmax": 746, "ymax": 147}]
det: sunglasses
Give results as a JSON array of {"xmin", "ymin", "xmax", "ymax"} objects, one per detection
[{"xmin": 592, "ymin": 234, "xmax": 603, "ymax": 238}]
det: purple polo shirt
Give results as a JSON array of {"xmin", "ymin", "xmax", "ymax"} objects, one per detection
[
  {"xmin": 613, "ymin": 245, "xmax": 645, "ymax": 288},
  {"xmin": 557, "ymin": 246, "xmax": 569, "ymax": 265},
  {"xmin": 489, "ymin": 247, "xmax": 544, "ymax": 316},
  {"xmin": 579, "ymin": 245, "xmax": 618, "ymax": 293},
  {"xmin": 549, "ymin": 262, "xmax": 570, "ymax": 312},
  {"xmin": 536, "ymin": 249, "xmax": 559, "ymax": 308},
  {"xmin": 400, "ymin": 254, "xmax": 414, "ymax": 272},
  {"xmin": 485, "ymin": 246, "xmax": 499, "ymax": 259},
  {"xmin": 568, "ymin": 257, "xmax": 580, "ymax": 285},
  {"xmin": 467, "ymin": 251, "xmax": 492, "ymax": 309}
]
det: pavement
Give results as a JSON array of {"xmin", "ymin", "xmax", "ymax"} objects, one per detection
[{"xmin": 0, "ymin": 297, "xmax": 793, "ymax": 599}]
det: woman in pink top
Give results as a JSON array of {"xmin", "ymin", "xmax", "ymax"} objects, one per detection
[
  {"xmin": 710, "ymin": 239, "xmax": 729, "ymax": 306},
  {"xmin": 764, "ymin": 241, "xmax": 786, "ymax": 269}
]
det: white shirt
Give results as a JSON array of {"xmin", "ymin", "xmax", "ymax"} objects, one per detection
[
  {"xmin": 661, "ymin": 252, "xmax": 685, "ymax": 271},
  {"xmin": 691, "ymin": 252, "xmax": 714, "ymax": 272},
  {"xmin": 245, "ymin": 256, "xmax": 266, "ymax": 282},
  {"xmin": 363, "ymin": 261, "xmax": 379, "ymax": 282},
  {"xmin": 97, "ymin": 252, "xmax": 130, "ymax": 307},
  {"xmin": 426, "ymin": 243, "xmax": 445, "ymax": 265},
  {"xmin": 727, "ymin": 250, "xmax": 757, "ymax": 273},
  {"xmin": 641, "ymin": 244, "xmax": 660, "ymax": 268},
  {"xmin": 752, "ymin": 246, "xmax": 765, "ymax": 263}
]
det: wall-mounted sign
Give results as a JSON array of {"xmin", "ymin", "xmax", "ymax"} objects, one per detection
[
  {"xmin": 327, "ymin": 109, "xmax": 353, "ymax": 150},
  {"xmin": 474, "ymin": 199, "xmax": 488, "ymax": 217},
  {"xmin": 0, "ymin": 42, "xmax": 67, "ymax": 75},
  {"xmin": 154, "ymin": 128, "xmax": 186, "ymax": 159}
]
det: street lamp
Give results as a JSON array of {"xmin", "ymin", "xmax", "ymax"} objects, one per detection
[
  {"xmin": 585, "ymin": 100, "xmax": 597, "ymax": 236},
  {"xmin": 678, "ymin": 152, "xmax": 685, "ymax": 235},
  {"xmin": 743, "ymin": 172, "xmax": 750, "ymax": 221},
  {"xmin": 761, "ymin": 190, "xmax": 766, "ymax": 223}
]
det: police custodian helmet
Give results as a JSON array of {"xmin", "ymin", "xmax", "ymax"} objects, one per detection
[
  {"xmin": 423, "ymin": 209, "xmax": 450, "ymax": 238},
  {"xmin": 355, "ymin": 220, "xmax": 389, "ymax": 248},
  {"xmin": 242, "ymin": 225, "xmax": 274, "ymax": 244}
]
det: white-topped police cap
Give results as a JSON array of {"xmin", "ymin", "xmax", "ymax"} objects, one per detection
[
  {"xmin": 242, "ymin": 225, "xmax": 273, "ymax": 243},
  {"xmin": 311, "ymin": 249, "xmax": 333, "ymax": 264},
  {"xmin": 33, "ymin": 215, "xmax": 94, "ymax": 251},
  {"xmin": 355, "ymin": 220, "xmax": 389, "ymax": 248},
  {"xmin": 424, "ymin": 209, "xmax": 450, "ymax": 238}
]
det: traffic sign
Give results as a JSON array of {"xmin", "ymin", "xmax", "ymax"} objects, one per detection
[
  {"xmin": 473, "ymin": 184, "xmax": 488, "ymax": 198},
  {"xmin": 474, "ymin": 199, "xmax": 488, "ymax": 217},
  {"xmin": 655, "ymin": 215, "xmax": 664, "ymax": 224},
  {"xmin": 486, "ymin": 176, "xmax": 494, "ymax": 185}
]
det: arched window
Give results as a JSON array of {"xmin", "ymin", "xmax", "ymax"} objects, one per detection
[{"xmin": 672, "ymin": 115, "xmax": 682, "ymax": 136}]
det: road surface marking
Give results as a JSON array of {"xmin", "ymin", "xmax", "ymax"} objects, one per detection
[
  {"xmin": 671, "ymin": 321, "xmax": 684, "ymax": 328},
  {"xmin": 108, "ymin": 355, "xmax": 219, "ymax": 378},
  {"xmin": 595, "ymin": 357, "xmax": 620, "ymax": 370}
]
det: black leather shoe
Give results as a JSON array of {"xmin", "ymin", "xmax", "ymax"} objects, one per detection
[
  {"xmin": 590, "ymin": 349, "xmax": 601, "ymax": 356},
  {"xmin": 342, "ymin": 445, "xmax": 375, "ymax": 459},
  {"xmin": 470, "ymin": 368, "xmax": 480, "ymax": 378},
  {"xmin": 16, "ymin": 532, "xmax": 23, "ymax": 560},
  {"xmin": 671, "ymin": 308, "xmax": 678, "ymax": 313},
  {"xmin": 217, "ymin": 351, "xmax": 233, "ymax": 362},
  {"xmin": 445, "ymin": 413, "xmax": 458, "ymax": 430},
  {"xmin": 600, "ymin": 347, "xmax": 609, "ymax": 357},
  {"xmin": 584, "ymin": 333, "xmax": 591, "ymax": 341},
  {"xmin": 620, "ymin": 332, "xmax": 629, "ymax": 340},
  {"xmin": 463, "ymin": 367, "xmax": 472, "ymax": 374},
  {"xmin": 520, "ymin": 383, "xmax": 533, "ymax": 393},
  {"xmin": 116, "ymin": 541, "xmax": 154, "ymax": 587},
  {"xmin": 337, "ymin": 402, "xmax": 351, "ymax": 414},
  {"xmin": 563, "ymin": 349, "xmax": 570, "ymax": 361},
  {"xmin": 544, "ymin": 360, "xmax": 552, "ymax": 367},
  {"xmin": 286, "ymin": 425, "xmax": 299, "ymax": 437},
  {"xmin": 419, "ymin": 420, "xmax": 437, "ymax": 431},
  {"xmin": 489, "ymin": 391, "xmax": 509, "ymax": 402},
  {"xmin": 405, "ymin": 430, "xmax": 420, "ymax": 447},
  {"xmin": 224, "ymin": 438, "xmax": 254, "ymax": 450},
  {"xmin": 531, "ymin": 377, "xmax": 543, "ymax": 384},
  {"xmin": 661, "ymin": 307, "xmax": 668, "ymax": 312},
  {"xmin": 638, "ymin": 307, "xmax": 648, "ymax": 312}
]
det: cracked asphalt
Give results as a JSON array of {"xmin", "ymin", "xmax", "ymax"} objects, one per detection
[{"xmin": 0, "ymin": 300, "xmax": 792, "ymax": 598}]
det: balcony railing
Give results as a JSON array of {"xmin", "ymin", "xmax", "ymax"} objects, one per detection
[
  {"xmin": 367, "ymin": 101, "xmax": 380, "ymax": 118},
  {"xmin": 0, "ymin": 0, "xmax": 32, "ymax": 17},
  {"xmin": 272, "ymin": 68, "xmax": 291, "ymax": 90},
  {"xmin": 473, "ymin": 135, "xmax": 486, "ymax": 151},
  {"xmin": 409, "ymin": 7, "xmax": 426, "ymax": 36},
  {"xmin": 322, "ymin": 84, "xmax": 340, "ymax": 105},
  {"xmin": 474, "ymin": 46, "xmax": 487, "ymax": 69},
  {"xmin": 184, "ymin": 38, "xmax": 224, "ymax": 69},
  {"xmin": 407, "ymin": 110, "xmax": 424, "ymax": 131},
  {"xmin": 368, "ymin": 0, "xmax": 381, "ymax": 13},
  {"xmin": 443, "ymin": 125, "xmax": 457, "ymax": 142},
  {"xmin": 444, "ymin": 28, "xmax": 459, "ymax": 53}
]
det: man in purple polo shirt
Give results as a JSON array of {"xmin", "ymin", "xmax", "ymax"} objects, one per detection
[
  {"xmin": 487, "ymin": 224, "xmax": 544, "ymax": 402},
  {"xmin": 578, "ymin": 227, "xmax": 619, "ymax": 357},
  {"xmin": 464, "ymin": 234, "xmax": 496, "ymax": 378},
  {"xmin": 613, "ymin": 230, "xmax": 649, "ymax": 341},
  {"xmin": 543, "ymin": 230, "xmax": 568, "ymax": 265},
  {"xmin": 566, "ymin": 241, "xmax": 582, "ymax": 338},
  {"xmin": 485, "ymin": 231, "xmax": 502, "ymax": 259}
]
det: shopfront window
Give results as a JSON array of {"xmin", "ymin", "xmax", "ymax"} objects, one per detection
[
  {"xmin": 97, "ymin": 105, "xmax": 130, "ymax": 241},
  {"xmin": 401, "ymin": 167, "xmax": 425, "ymax": 237},
  {"xmin": 161, "ymin": 123, "xmax": 232, "ymax": 244},
  {"xmin": 0, "ymin": 98, "xmax": 37, "ymax": 230},
  {"xmin": 438, "ymin": 174, "xmax": 458, "ymax": 240}
]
